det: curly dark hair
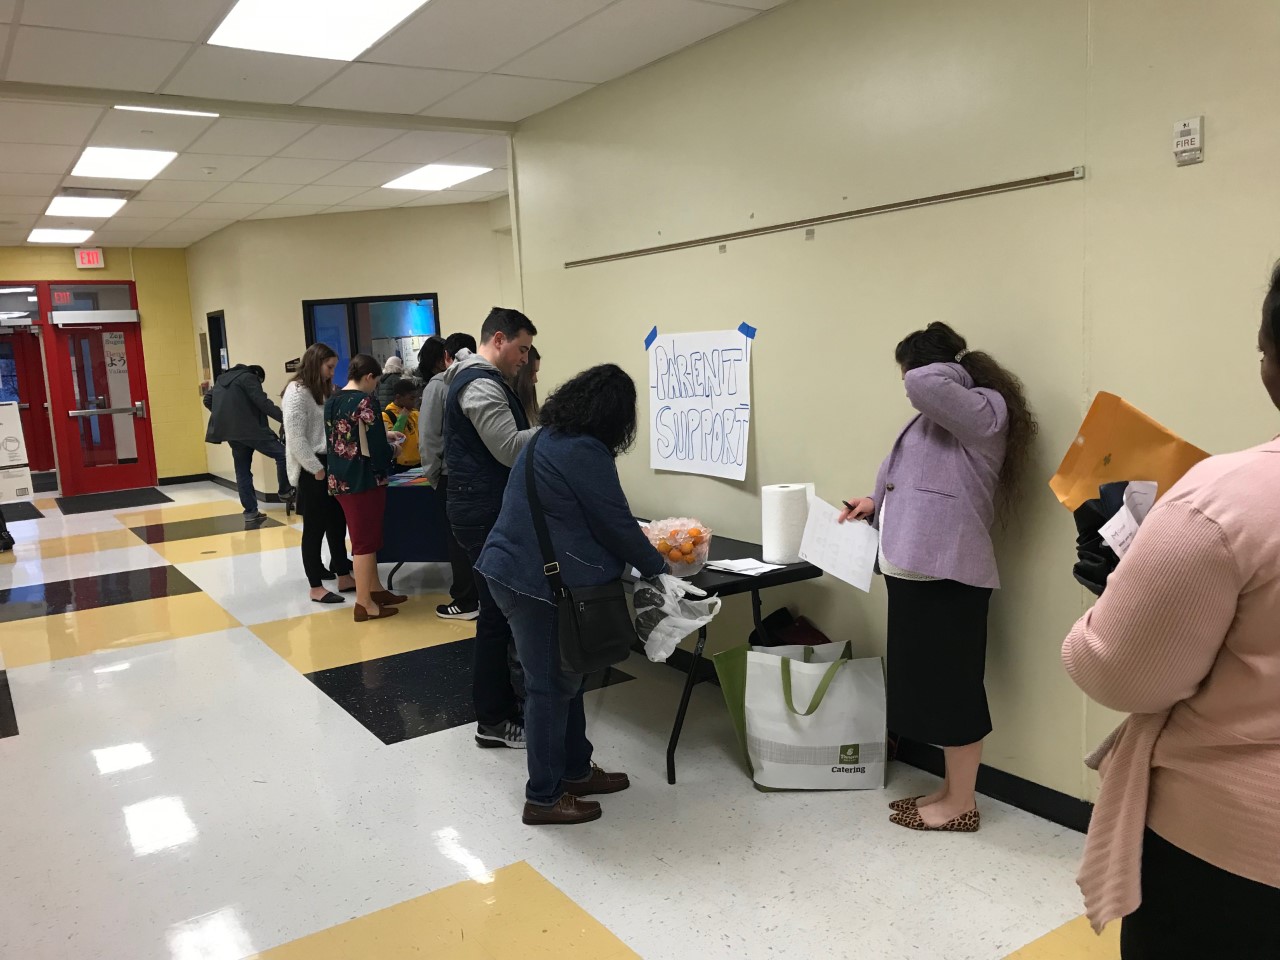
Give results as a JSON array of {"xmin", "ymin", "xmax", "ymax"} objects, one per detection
[
  {"xmin": 895, "ymin": 322, "xmax": 1038, "ymax": 516},
  {"xmin": 538, "ymin": 364, "xmax": 637, "ymax": 458},
  {"xmin": 1265, "ymin": 259, "xmax": 1280, "ymax": 349}
]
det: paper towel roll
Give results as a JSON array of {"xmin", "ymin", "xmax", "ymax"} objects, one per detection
[{"xmin": 761, "ymin": 483, "xmax": 811, "ymax": 564}]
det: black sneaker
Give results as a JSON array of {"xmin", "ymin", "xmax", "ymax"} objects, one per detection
[
  {"xmin": 244, "ymin": 512, "xmax": 269, "ymax": 529},
  {"xmin": 437, "ymin": 602, "xmax": 479, "ymax": 621},
  {"xmin": 0, "ymin": 530, "xmax": 13, "ymax": 552},
  {"xmin": 475, "ymin": 720, "xmax": 526, "ymax": 749}
]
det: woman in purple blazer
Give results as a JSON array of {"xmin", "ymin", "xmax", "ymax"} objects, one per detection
[{"xmin": 841, "ymin": 322, "xmax": 1036, "ymax": 833}]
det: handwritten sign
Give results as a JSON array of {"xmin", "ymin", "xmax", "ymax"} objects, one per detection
[{"xmin": 649, "ymin": 329, "xmax": 752, "ymax": 481}]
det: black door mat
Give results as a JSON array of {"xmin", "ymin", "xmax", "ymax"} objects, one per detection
[
  {"xmin": 32, "ymin": 472, "xmax": 58, "ymax": 493},
  {"xmin": 0, "ymin": 501, "xmax": 43, "ymax": 522},
  {"xmin": 56, "ymin": 488, "xmax": 174, "ymax": 515}
]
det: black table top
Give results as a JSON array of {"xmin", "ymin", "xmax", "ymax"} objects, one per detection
[{"xmin": 681, "ymin": 533, "xmax": 822, "ymax": 598}]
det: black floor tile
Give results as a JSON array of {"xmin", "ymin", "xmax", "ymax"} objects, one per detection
[
  {"xmin": 0, "ymin": 501, "xmax": 43, "ymax": 521},
  {"xmin": 0, "ymin": 671, "xmax": 16, "ymax": 739},
  {"xmin": 0, "ymin": 566, "xmax": 200, "ymax": 623},
  {"xmin": 306, "ymin": 638, "xmax": 634, "ymax": 745},
  {"xmin": 32, "ymin": 471, "xmax": 58, "ymax": 493},
  {"xmin": 56, "ymin": 487, "xmax": 173, "ymax": 515},
  {"xmin": 130, "ymin": 513, "xmax": 282, "ymax": 544}
]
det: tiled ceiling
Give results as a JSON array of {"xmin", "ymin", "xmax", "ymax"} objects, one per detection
[{"xmin": 0, "ymin": 0, "xmax": 786, "ymax": 247}]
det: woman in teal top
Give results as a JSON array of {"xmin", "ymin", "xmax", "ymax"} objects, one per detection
[{"xmin": 324, "ymin": 353, "xmax": 407, "ymax": 622}]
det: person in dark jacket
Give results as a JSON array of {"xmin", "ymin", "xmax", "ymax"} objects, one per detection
[
  {"xmin": 203, "ymin": 363, "xmax": 292, "ymax": 527},
  {"xmin": 478, "ymin": 364, "xmax": 666, "ymax": 825},
  {"xmin": 445, "ymin": 307, "xmax": 538, "ymax": 750},
  {"xmin": 374, "ymin": 356, "xmax": 405, "ymax": 411}
]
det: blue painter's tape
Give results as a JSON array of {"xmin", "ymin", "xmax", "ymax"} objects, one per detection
[
  {"xmin": 644, "ymin": 326, "xmax": 658, "ymax": 350},
  {"xmin": 738, "ymin": 322, "xmax": 757, "ymax": 340}
]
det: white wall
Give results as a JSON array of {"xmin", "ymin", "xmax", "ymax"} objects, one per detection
[
  {"xmin": 186, "ymin": 199, "xmax": 518, "ymax": 485},
  {"xmin": 511, "ymin": 0, "xmax": 1280, "ymax": 799}
]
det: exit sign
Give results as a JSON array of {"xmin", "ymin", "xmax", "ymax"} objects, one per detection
[
  {"xmin": 75, "ymin": 247, "xmax": 104, "ymax": 269},
  {"xmin": 52, "ymin": 290, "xmax": 73, "ymax": 306}
]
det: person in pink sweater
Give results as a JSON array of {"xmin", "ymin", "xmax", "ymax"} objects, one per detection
[{"xmin": 1062, "ymin": 263, "xmax": 1280, "ymax": 958}]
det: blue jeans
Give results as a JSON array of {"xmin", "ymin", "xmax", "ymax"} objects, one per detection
[
  {"xmin": 489, "ymin": 580, "xmax": 592, "ymax": 806},
  {"xmin": 229, "ymin": 439, "xmax": 289, "ymax": 515}
]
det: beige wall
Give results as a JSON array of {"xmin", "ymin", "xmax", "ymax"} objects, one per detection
[
  {"xmin": 511, "ymin": 0, "xmax": 1280, "ymax": 800},
  {"xmin": 184, "ymin": 200, "xmax": 518, "ymax": 486}
]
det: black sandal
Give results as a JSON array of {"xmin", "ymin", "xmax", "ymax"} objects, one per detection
[{"xmin": 311, "ymin": 591, "xmax": 345, "ymax": 604}]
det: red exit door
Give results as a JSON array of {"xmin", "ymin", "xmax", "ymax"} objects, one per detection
[{"xmin": 0, "ymin": 325, "xmax": 55, "ymax": 471}]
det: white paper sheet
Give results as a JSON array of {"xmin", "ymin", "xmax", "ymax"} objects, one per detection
[
  {"xmin": 705, "ymin": 558, "xmax": 785, "ymax": 575},
  {"xmin": 1099, "ymin": 480, "xmax": 1159, "ymax": 558},
  {"xmin": 797, "ymin": 496, "xmax": 879, "ymax": 592}
]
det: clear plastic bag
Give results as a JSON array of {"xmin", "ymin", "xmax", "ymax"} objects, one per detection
[{"xmin": 632, "ymin": 574, "xmax": 723, "ymax": 662}]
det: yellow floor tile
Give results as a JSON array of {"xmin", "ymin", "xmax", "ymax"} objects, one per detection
[
  {"xmin": 247, "ymin": 862, "xmax": 636, "ymax": 960},
  {"xmin": 22, "ymin": 527, "xmax": 145, "ymax": 560},
  {"xmin": 1004, "ymin": 915, "xmax": 1120, "ymax": 959},
  {"xmin": 251, "ymin": 594, "xmax": 475, "ymax": 673},
  {"xmin": 0, "ymin": 593, "xmax": 241, "ymax": 668},
  {"xmin": 146, "ymin": 524, "xmax": 302, "ymax": 564},
  {"xmin": 114, "ymin": 500, "xmax": 246, "ymax": 527},
  {"xmin": 33, "ymin": 498, "xmax": 57, "ymax": 511}
]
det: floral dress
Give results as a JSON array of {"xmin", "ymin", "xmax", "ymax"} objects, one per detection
[{"xmin": 323, "ymin": 390, "xmax": 395, "ymax": 495}]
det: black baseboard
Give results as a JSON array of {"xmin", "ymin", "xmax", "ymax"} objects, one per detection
[
  {"xmin": 895, "ymin": 737, "xmax": 1093, "ymax": 833},
  {"xmin": 158, "ymin": 473, "xmax": 213, "ymax": 486}
]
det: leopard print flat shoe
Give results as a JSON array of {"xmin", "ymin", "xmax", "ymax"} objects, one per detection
[
  {"xmin": 889, "ymin": 807, "xmax": 981, "ymax": 833},
  {"xmin": 888, "ymin": 796, "xmax": 924, "ymax": 812}
]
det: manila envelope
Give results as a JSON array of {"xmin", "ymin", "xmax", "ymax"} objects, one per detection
[{"xmin": 1050, "ymin": 392, "xmax": 1210, "ymax": 511}]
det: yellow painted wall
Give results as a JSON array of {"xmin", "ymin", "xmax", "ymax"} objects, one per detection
[
  {"xmin": 511, "ymin": 0, "xmax": 1280, "ymax": 800},
  {"xmin": 183, "ymin": 203, "xmax": 517, "ymax": 488},
  {"xmin": 0, "ymin": 245, "xmax": 207, "ymax": 479}
]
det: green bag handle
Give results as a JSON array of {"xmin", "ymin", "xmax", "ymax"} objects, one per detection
[{"xmin": 780, "ymin": 657, "xmax": 844, "ymax": 717}]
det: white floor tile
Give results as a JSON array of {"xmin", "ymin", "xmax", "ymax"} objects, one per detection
[{"xmin": 0, "ymin": 544, "xmax": 168, "ymax": 589}]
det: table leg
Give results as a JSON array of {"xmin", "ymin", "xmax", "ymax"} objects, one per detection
[
  {"xmin": 386, "ymin": 561, "xmax": 404, "ymax": 593},
  {"xmin": 667, "ymin": 624, "xmax": 709, "ymax": 785}
]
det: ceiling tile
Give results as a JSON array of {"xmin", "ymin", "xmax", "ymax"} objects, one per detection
[
  {"xmin": 150, "ymin": 219, "xmax": 233, "ymax": 238},
  {"xmin": 0, "ymin": 143, "xmax": 77, "ymax": 175},
  {"xmin": 333, "ymin": 188, "xmax": 422, "ymax": 208},
  {"xmin": 108, "ymin": 216, "xmax": 182, "ymax": 232},
  {"xmin": 238, "ymin": 158, "xmax": 345, "ymax": 184},
  {"xmin": 301, "ymin": 63, "xmax": 479, "ymax": 115},
  {"xmin": 34, "ymin": 215, "xmax": 112, "ymax": 231},
  {"xmin": 0, "ymin": 3, "xmax": 14, "ymax": 22},
  {"xmin": 0, "ymin": 195, "xmax": 47, "ymax": 216},
  {"xmin": 208, "ymin": 182, "xmax": 299, "ymax": 204},
  {"xmin": 61, "ymin": 174, "xmax": 158, "ymax": 192},
  {"xmin": 277, "ymin": 125, "xmax": 405, "ymax": 162},
  {"xmin": 89, "ymin": 108, "xmax": 216, "ymax": 153},
  {"xmin": 188, "ymin": 119, "xmax": 315, "ymax": 157},
  {"xmin": 0, "ymin": 172, "xmax": 61, "ymax": 196},
  {"xmin": 6, "ymin": 27, "xmax": 191, "ymax": 92},
  {"xmin": 435, "ymin": 136, "xmax": 510, "ymax": 169},
  {"xmin": 427, "ymin": 74, "xmax": 593, "ymax": 122},
  {"xmin": 313, "ymin": 161, "xmax": 422, "ymax": 188},
  {"xmin": 188, "ymin": 201, "xmax": 268, "ymax": 219},
  {"xmin": 360, "ymin": 131, "xmax": 485, "ymax": 164},
  {"xmin": 156, "ymin": 154, "xmax": 266, "ymax": 182},
  {"xmin": 502, "ymin": 0, "xmax": 755, "ymax": 83},
  {"xmin": 138, "ymin": 241, "xmax": 193, "ymax": 247},
  {"xmin": 399, "ymin": 190, "xmax": 493, "ymax": 207},
  {"xmin": 86, "ymin": 231, "xmax": 154, "ymax": 246},
  {"xmin": 0, "ymin": 101, "xmax": 103, "ymax": 145},
  {"xmin": 244, "ymin": 204, "xmax": 331, "ymax": 220},
  {"xmin": 701, "ymin": 0, "xmax": 787, "ymax": 8},
  {"xmin": 277, "ymin": 184, "xmax": 367, "ymax": 206},
  {"xmin": 20, "ymin": 0, "xmax": 230, "ymax": 41},
  {"xmin": 135, "ymin": 179, "xmax": 225, "ymax": 202},
  {"xmin": 447, "ymin": 168, "xmax": 508, "ymax": 192},
  {"xmin": 118, "ymin": 200, "xmax": 200, "ymax": 219},
  {"xmin": 366, "ymin": 0, "xmax": 612, "ymax": 72},
  {"xmin": 163, "ymin": 47, "xmax": 345, "ymax": 105}
]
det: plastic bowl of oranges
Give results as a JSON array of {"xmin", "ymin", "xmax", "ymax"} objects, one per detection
[{"xmin": 645, "ymin": 518, "xmax": 713, "ymax": 577}]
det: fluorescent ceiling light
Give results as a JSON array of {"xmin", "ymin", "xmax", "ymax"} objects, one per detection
[
  {"xmin": 115, "ymin": 104, "xmax": 219, "ymax": 118},
  {"xmin": 0, "ymin": 287, "xmax": 35, "ymax": 294},
  {"xmin": 28, "ymin": 228, "xmax": 94, "ymax": 244},
  {"xmin": 209, "ymin": 0, "xmax": 431, "ymax": 61},
  {"xmin": 72, "ymin": 146, "xmax": 177, "ymax": 181},
  {"xmin": 383, "ymin": 164, "xmax": 491, "ymax": 191},
  {"xmin": 47, "ymin": 196, "xmax": 128, "ymax": 218}
]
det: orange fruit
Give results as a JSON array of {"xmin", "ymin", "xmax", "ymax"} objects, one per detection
[
  {"xmin": 668, "ymin": 548, "xmax": 684, "ymax": 562},
  {"xmin": 687, "ymin": 527, "xmax": 703, "ymax": 538},
  {"xmin": 656, "ymin": 540, "xmax": 672, "ymax": 554},
  {"xmin": 682, "ymin": 553, "xmax": 696, "ymax": 564},
  {"xmin": 680, "ymin": 542, "xmax": 694, "ymax": 555},
  {"xmin": 670, "ymin": 529, "xmax": 683, "ymax": 539}
]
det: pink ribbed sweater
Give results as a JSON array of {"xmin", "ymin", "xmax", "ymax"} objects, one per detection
[{"xmin": 1063, "ymin": 438, "xmax": 1280, "ymax": 932}]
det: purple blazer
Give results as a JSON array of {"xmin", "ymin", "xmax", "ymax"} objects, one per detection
[{"xmin": 871, "ymin": 363, "xmax": 1008, "ymax": 589}]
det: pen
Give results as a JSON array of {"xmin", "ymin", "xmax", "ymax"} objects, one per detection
[{"xmin": 842, "ymin": 500, "xmax": 856, "ymax": 511}]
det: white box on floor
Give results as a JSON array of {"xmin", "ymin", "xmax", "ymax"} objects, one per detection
[
  {"xmin": 0, "ymin": 402, "xmax": 28, "ymax": 469},
  {"xmin": 0, "ymin": 465, "xmax": 33, "ymax": 502}
]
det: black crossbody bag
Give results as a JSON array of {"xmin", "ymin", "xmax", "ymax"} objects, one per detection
[{"xmin": 524, "ymin": 431, "xmax": 638, "ymax": 674}]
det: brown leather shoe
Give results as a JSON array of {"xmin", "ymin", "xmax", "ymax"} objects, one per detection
[
  {"xmin": 522, "ymin": 795, "xmax": 602, "ymax": 826},
  {"xmin": 354, "ymin": 603, "xmax": 400, "ymax": 622},
  {"xmin": 562, "ymin": 763, "xmax": 630, "ymax": 797},
  {"xmin": 371, "ymin": 590, "xmax": 408, "ymax": 606}
]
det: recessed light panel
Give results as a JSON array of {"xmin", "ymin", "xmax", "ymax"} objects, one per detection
[
  {"xmin": 114, "ymin": 105, "xmax": 220, "ymax": 118},
  {"xmin": 383, "ymin": 164, "xmax": 491, "ymax": 191},
  {"xmin": 28, "ymin": 229, "xmax": 94, "ymax": 244},
  {"xmin": 47, "ymin": 196, "xmax": 128, "ymax": 218},
  {"xmin": 72, "ymin": 147, "xmax": 177, "ymax": 181},
  {"xmin": 209, "ymin": 0, "xmax": 431, "ymax": 61}
]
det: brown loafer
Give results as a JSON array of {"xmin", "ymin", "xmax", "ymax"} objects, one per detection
[
  {"xmin": 562, "ymin": 763, "xmax": 630, "ymax": 797},
  {"xmin": 522, "ymin": 795, "xmax": 602, "ymax": 826},
  {"xmin": 371, "ymin": 590, "xmax": 408, "ymax": 606},
  {"xmin": 354, "ymin": 603, "xmax": 400, "ymax": 622}
]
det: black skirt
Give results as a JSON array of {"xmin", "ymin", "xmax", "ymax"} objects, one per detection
[{"xmin": 885, "ymin": 576, "xmax": 993, "ymax": 747}]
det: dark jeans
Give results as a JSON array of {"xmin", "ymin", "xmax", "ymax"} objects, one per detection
[
  {"xmin": 1121, "ymin": 828, "xmax": 1280, "ymax": 959},
  {"xmin": 229, "ymin": 439, "xmax": 289, "ymax": 515},
  {"xmin": 453, "ymin": 520, "xmax": 521, "ymax": 728},
  {"xmin": 298, "ymin": 461, "xmax": 351, "ymax": 588},
  {"xmin": 489, "ymin": 580, "xmax": 591, "ymax": 806},
  {"xmin": 438, "ymin": 475, "xmax": 478, "ymax": 609}
]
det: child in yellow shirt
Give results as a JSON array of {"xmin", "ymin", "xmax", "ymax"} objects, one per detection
[{"xmin": 382, "ymin": 380, "xmax": 421, "ymax": 470}]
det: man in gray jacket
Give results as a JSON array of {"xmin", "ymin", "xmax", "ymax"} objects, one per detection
[
  {"xmin": 420, "ymin": 332, "xmax": 479, "ymax": 620},
  {"xmin": 203, "ymin": 364, "xmax": 291, "ymax": 528}
]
